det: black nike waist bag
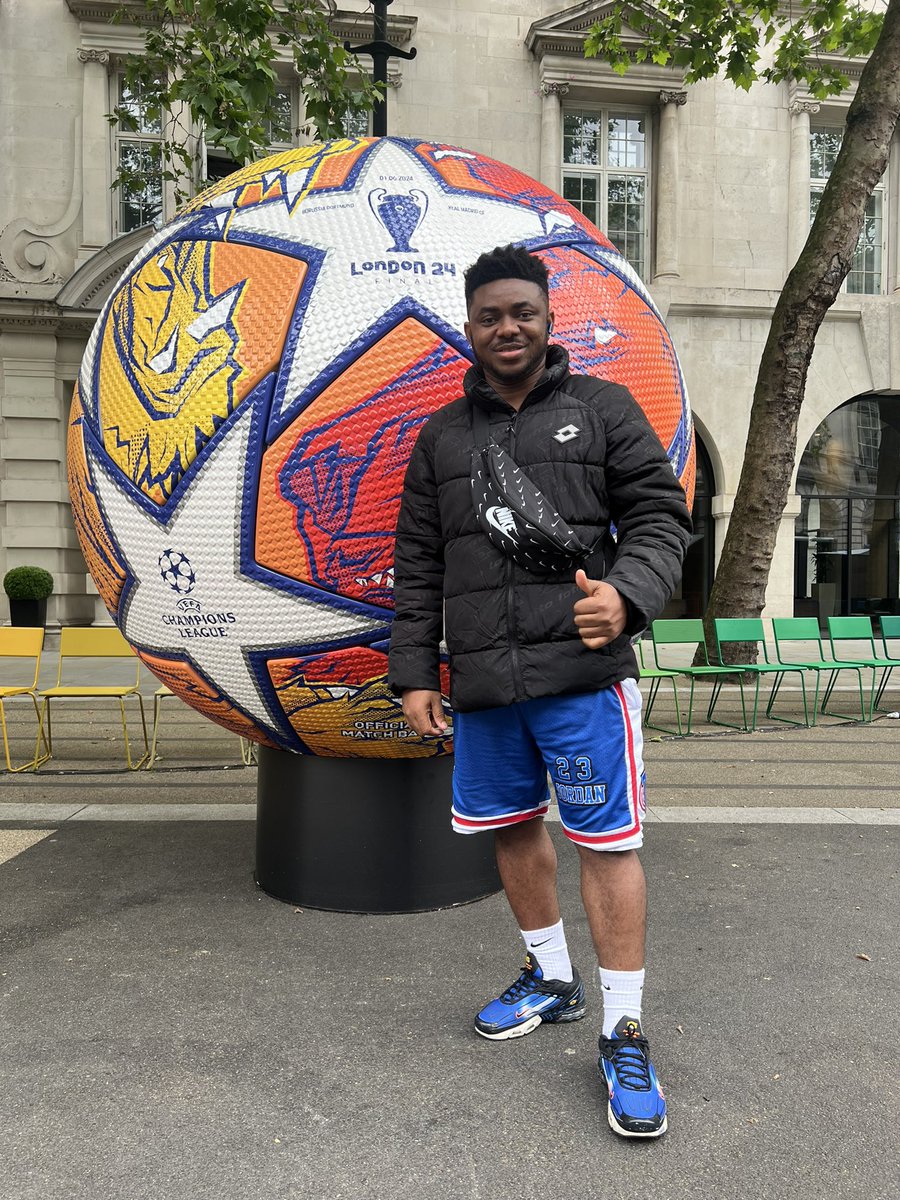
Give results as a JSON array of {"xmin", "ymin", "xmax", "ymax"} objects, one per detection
[{"xmin": 469, "ymin": 404, "xmax": 596, "ymax": 574}]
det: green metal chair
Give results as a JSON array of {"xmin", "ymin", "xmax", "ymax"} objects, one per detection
[
  {"xmin": 879, "ymin": 615, "xmax": 900, "ymax": 658},
  {"xmin": 879, "ymin": 616, "xmax": 900, "ymax": 712},
  {"xmin": 634, "ymin": 638, "xmax": 683, "ymax": 736},
  {"xmin": 712, "ymin": 618, "xmax": 811, "ymax": 729},
  {"xmin": 827, "ymin": 616, "xmax": 897, "ymax": 715},
  {"xmin": 771, "ymin": 617, "xmax": 869, "ymax": 723},
  {"xmin": 650, "ymin": 619, "xmax": 749, "ymax": 734}
]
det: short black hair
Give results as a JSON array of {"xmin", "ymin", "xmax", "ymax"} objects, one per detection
[{"xmin": 464, "ymin": 244, "xmax": 549, "ymax": 309}]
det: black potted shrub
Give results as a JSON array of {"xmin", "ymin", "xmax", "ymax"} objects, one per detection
[{"xmin": 3, "ymin": 566, "xmax": 54, "ymax": 627}]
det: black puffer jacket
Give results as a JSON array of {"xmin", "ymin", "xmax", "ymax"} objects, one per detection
[{"xmin": 388, "ymin": 346, "xmax": 692, "ymax": 712}]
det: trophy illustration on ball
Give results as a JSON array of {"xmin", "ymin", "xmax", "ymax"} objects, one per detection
[{"xmin": 368, "ymin": 188, "xmax": 429, "ymax": 253}]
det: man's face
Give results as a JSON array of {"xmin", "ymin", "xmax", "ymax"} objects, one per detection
[{"xmin": 464, "ymin": 279, "xmax": 552, "ymax": 389}]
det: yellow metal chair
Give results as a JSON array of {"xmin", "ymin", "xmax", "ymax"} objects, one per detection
[
  {"xmin": 0, "ymin": 627, "xmax": 51, "ymax": 772},
  {"xmin": 148, "ymin": 684, "xmax": 174, "ymax": 766},
  {"xmin": 37, "ymin": 626, "xmax": 149, "ymax": 770},
  {"xmin": 147, "ymin": 683, "xmax": 257, "ymax": 768}
]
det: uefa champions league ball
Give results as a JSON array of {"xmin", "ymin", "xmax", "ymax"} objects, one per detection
[{"xmin": 68, "ymin": 137, "xmax": 694, "ymax": 758}]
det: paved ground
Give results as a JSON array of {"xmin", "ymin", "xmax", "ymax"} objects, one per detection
[{"xmin": 1, "ymin": 643, "xmax": 898, "ymax": 1199}]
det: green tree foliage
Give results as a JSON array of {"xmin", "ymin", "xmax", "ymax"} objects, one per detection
[
  {"xmin": 586, "ymin": 0, "xmax": 900, "ymax": 660},
  {"xmin": 585, "ymin": 1, "xmax": 886, "ymax": 96},
  {"xmin": 111, "ymin": 0, "xmax": 380, "ymax": 206}
]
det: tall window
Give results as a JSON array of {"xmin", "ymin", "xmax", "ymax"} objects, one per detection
[
  {"xmin": 810, "ymin": 125, "xmax": 886, "ymax": 294},
  {"xmin": 562, "ymin": 109, "xmax": 648, "ymax": 277},
  {"xmin": 206, "ymin": 86, "xmax": 295, "ymax": 184},
  {"xmin": 114, "ymin": 75, "xmax": 163, "ymax": 235},
  {"xmin": 264, "ymin": 86, "xmax": 295, "ymax": 149},
  {"xmin": 343, "ymin": 106, "xmax": 371, "ymax": 139}
]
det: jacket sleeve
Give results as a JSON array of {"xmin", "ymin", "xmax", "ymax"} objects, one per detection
[
  {"xmin": 599, "ymin": 385, "xmax": 693, "ymax": 634},
  {"xmin": 387, "ymin": 421, "xmax": 446, "ymax": 695}
]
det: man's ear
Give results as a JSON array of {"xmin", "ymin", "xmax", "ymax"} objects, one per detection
[{"xmin": 463, "ymin": 320, "xmax": 472, "ymax": 345}]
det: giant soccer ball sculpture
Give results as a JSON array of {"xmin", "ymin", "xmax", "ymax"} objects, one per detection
[{"xmin": 69, "ymin": 137, "xmax": 694, "ymax": 759}]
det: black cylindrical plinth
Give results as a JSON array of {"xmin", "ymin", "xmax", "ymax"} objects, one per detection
[{"xmin": 255, "ymin": 748, "xmax": 500, "ymax": 913}]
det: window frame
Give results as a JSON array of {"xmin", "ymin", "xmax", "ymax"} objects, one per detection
[
  {"xmin": 560, "ymin": 103, "xmax": 652, "ymax": 278},
  {"xmin": 262, "ymin": 83, "xmax": 298, "ymax": 151},
  {"xmin": 809, "ymin": 122, "xmax": 888, "ymax": 296},
  {"xmin": 110, "ymin": 70, "xmax": 165, "ymax": 238}
]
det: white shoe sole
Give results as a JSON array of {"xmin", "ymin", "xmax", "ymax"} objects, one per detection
[
  {"xmin": 475, "ymin": 1014, "xmax": 544, "ymax": 1040},
  {"xmin": 607, "ymin": 1104, "xmax": 667, "ymax": 1138}
]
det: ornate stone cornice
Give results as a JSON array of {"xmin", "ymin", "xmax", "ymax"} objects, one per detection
[
  {"xmin": 77, "ymin": 48, "xmax": 110, "ymax": 65},
  {"xmin": 528, "ymin": 2, "xmax": 672, "ymax": 59},
  {"xmin": 67, "ymin": 0, "xmax": 157, "ymax": 23},
  {"xmin": 532, "ymin": 4, "xmax": 686, "ymax": 98},
  {"xmin": 789, "ymin": 99, "xmax": 822, "ymax": 116},
  {"xmin": 0, "ymin": 301, "xmax": 64, "ymax": 335},
  {"xmin": 330, "ymin": 9, "xmax": 416, "ymax": 47},
  {"xmin": 0, "ymin": 297, "xmax": 102, "ymax": 338},
  {"xmin": 68, "ymin": 1, "xmax": 336, "ymax": 21}
]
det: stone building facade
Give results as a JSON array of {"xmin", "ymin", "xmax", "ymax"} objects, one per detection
[{"xmin": 2, "ymin": 0, "xmax": 899, "ymax": 626}]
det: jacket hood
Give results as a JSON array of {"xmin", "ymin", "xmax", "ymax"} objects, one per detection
[{"xmin": 463, "ymin": 344, "xmax": 570, "ymax": 412}]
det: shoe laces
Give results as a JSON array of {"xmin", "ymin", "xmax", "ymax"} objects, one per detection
[
  {"xmin": 500, "ymin": 968, "xmax": 539, "ymax": 1004},
  {"xmin": 606, "ymin": 1025, "xmax": 652, "ymax": 1091},
  {"xmin": 501, "ymin": 960, "xmax": 542, "ymax": 1008}
]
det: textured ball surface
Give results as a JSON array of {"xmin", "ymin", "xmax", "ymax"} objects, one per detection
[{"xmin": 69, "ymin": 137, "xmax": 694, "ymax": 757}]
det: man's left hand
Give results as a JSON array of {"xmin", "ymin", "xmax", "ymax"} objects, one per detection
[{"xmin": 573, "ymin": 570, "xmax": 628, "ymax": 649}]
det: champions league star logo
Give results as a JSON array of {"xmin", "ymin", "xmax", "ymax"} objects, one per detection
[
  {"xmin": 368, "ymin": 188, "xmax": 429, "ymax": 253},
  {"xmin": 158, "ymin": 548, "xmax": 196, "ymax": 595}
]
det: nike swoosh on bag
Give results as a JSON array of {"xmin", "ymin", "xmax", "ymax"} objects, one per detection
[{"xmin": 486, "ymin": 505, "xmax": 518, "ymax": 540}]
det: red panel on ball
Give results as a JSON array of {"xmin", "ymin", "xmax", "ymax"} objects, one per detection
[{"xmin": 256, "ymin": 319, "xmax": 468, "ymax": 608}]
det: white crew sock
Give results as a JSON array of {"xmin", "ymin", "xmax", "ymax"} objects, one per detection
[
  {"xmin": 521, "ymin": 920, "xmax": 573, "ymax": 983},
  {"xmin": 598, "ymin": 966, "xmax": 645, "ymax": 1037}
]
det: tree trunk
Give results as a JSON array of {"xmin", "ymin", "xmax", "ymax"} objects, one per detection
[{"xmin": 703, "ymin": 0, "xmax": 900, "ymax": 664}]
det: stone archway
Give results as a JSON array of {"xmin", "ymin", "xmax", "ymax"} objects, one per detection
[{"xmin": 56, "ymin": 225, "xmax": 155, "ymax": 319}]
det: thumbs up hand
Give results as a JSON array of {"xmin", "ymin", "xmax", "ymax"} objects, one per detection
[{"xmin": 573, "ymin": 569, "xmax": 628, "ymax": 649}]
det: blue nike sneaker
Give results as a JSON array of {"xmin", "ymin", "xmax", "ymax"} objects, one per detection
[
  {"xmin": 599, "ymin": 1016, "xmax": 667, "ymax": 1137},
  {"xmin": 474, "ymin": 952, "xmax": 586, "ymax": 1040}
]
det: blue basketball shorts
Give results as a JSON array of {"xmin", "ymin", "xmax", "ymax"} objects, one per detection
[{"xmin": 451, "ymin": 680, "xmax": 646, "ymax": 851}]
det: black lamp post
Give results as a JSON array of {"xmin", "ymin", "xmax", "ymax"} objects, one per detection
[{"xmin": 343, "ymin": 0, "xmax": 416, "ymax": 136}]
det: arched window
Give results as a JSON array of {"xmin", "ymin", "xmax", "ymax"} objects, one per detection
[
  {"xmin": 795, "ymin": 395, "xmax": 900, "ymax": 621},
  {"xmin": 660, "ymin": 433, "xmax": 714, "ymax": 619}
]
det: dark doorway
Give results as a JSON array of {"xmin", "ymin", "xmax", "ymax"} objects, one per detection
[
  {"xmin": 660, "ymin": 433, "xmax": 714, "ymax": 619},
  {"xmin": 795, "ymin": 395, "xmax": 900, "ymax": 623}
]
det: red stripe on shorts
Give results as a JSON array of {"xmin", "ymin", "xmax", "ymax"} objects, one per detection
[
  {"xmin": 452, "ymin": 802, "xmax": 550, "ymax": 830},
  {"xmin": 561, "ymin": 682, "xmax": 641, "ymax": 846}
]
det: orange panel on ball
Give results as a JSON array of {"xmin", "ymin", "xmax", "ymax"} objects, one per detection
[
  {"xmin": 542, "ymin": 245, "xmax": 684, "ymax": 459},
  {"xmin": 267, "ymin": 647, "xmax": 452, "ymax": 758},
  {"xmin": 257, "ymin": 319, "xmax": 467, "ymax": 606},
  {"xmin": 138, "ymin": 651, "xmax": 279, "ymax": 748},
  {"xmin": 67, "ymin": 384, "xmax": 127, "ymax": 617},
  {"xmin": 680, "ymin": 442, "xmax": 697, "ymax": 510}
]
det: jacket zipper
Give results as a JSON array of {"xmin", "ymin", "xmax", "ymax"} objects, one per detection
[{"xmin": 505, "ymin": 412, "xmax": 525, "ymax": 702}]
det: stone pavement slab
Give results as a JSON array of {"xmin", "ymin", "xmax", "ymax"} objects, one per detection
[{"xmin": 1, "ymin": 820, "xmax": 898, "ymax": 1200}]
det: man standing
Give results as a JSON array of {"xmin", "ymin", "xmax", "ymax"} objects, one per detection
[{"xmin": 388, "ymin": 245, "xmax": 691, "ymax": 1139}]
